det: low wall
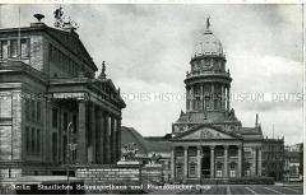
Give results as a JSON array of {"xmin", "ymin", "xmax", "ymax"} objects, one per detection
[
  {"xmin": 0, "ymin": 168, "xmax": 22, "ymax": 178},
  {"xmin": 75, "ymin": 164, "xmax": 143, "ymax": 193},
  {"xmin": 141, "ymin": 163, "xmax": 163, "ymax": 184},
  {"xmin": 185, "ymin": 177, "xmax": 275, "ymax": 185}
]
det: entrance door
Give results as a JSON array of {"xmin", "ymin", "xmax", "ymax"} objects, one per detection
[
  {"xmin": 176, "ymin": 163, "xmax": 183, "ymax": 182},
  {"xmin": 201, "ymin": 147, "xmax": 211, "ymax": 178}
]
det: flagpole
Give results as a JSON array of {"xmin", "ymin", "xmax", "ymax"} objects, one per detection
[{"xmin": 18, "ymin": 6, "xmax": 21, "ymax": 60}]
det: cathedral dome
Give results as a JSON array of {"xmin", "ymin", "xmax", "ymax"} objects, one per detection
[{"xmin": 193, "ymin": 18, "xmax": 223, "ymax": 57}]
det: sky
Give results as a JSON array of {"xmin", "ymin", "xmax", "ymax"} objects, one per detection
[{"xmin": 0, "ymin": 4, "xmax": 303, "ymax": 145}]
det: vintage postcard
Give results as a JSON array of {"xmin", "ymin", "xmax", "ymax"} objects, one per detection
[{"xmin": 0, "ymin": 3, "xmax": 304, "ymax": 194}]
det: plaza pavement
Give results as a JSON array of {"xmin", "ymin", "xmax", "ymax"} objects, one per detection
[{"xmin": 147, "ymin": 185, "xmax": 303, "ymax": 194}]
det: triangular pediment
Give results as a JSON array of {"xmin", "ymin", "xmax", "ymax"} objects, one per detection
[{"xmin": 174, "ymin": 125, "xmax": 239, "ymax": 140}]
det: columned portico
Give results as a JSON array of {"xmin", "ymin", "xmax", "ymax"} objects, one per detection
[
  {"xmin": 172, "ymin": 142, "xmax": 244, "ymax": 183},
  {"xmin": 74, "ymin": 98, "xmax": 122, "ymax": 165}
]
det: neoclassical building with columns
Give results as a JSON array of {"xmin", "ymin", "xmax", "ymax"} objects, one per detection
[
  {"xmin": 170, "ymin": 19, "xmax": 273, "ymax": 183},
  {"xmin": 0, "ymin": 15, "xmax": 125, "ymax": 178}
]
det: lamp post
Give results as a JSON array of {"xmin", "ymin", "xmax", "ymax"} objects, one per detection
[{"xmin": 66, "ymin": 122, "xmax": 77, "ymax": 194}]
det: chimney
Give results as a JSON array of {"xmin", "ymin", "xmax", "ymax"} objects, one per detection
[{"xmin": 255, "ymin": 113, "xmax": 259, "ymax": 127}]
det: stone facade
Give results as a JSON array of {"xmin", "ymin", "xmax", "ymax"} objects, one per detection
[
  {"xmin": 283, "ymin": 143, "xmax": 301, "ymax": 182},
  {"xmin": 0, "ymin": 20, "xmax": 125, "ymax": 178},
  {"xmin": 170, "ymin": 19, "xmax": 283, "ymax": 183}
]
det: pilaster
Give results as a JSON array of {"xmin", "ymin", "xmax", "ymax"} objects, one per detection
[
  {"xmin": 237, "ymin": 145, "xmax": 242, "ymax": 178},
  {"xmin": 258, "ymin": 147, "xmax": 262, "ymax": 176},
  {"xmin": 171, "ymin": 147, "xmax": 176, "ymax": 181},
  {"xmin": 252, "ymin": 147, "xmax": 257, "ymax": 176},
  {"xmin": 224, "ymin": 145, "xmax": 228, "ymax": 178},
  {"xmin": 190, "ymin": 87, "xmax": 194, "ymax": 111},
  {"xmin": 210, "ymin": 145, "xmax": 215, "ymax": 178},
  {"xmin": 200, "ymin": 85, "xmax": 204, "ymax": 111},
  {"xmin": 211, "ymin": 84, "xmax": 215, "ymax": 110},
  {"xmin": 227, "ymin": 86, "xmax": 230, "ymax": 110}
]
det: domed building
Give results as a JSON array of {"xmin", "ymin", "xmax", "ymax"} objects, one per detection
[{"xmin": 170, "ymin": 18, "xmax": 284, "ymax": 183}]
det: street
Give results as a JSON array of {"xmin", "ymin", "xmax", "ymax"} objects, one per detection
[{"xmin": 147, "ymin": 185, "xmax": 303, "ymax": 194}]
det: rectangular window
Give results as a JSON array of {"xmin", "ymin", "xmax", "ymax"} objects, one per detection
[
  {"xmin": 25, "ymin": 98, "xmax": 30, "ymax": 121},
  {"xmin": 216, "ymin": 170, "xmax": 223, "ymax": 178},
  {"xmin": 230, "ymin": 170, "xmax": 236, "ymax": 178},
  {"xmin": 31, "ymin": 100, "xmax": 35, "ymax": 122},
  {"xmin": 108, "ymin": 117, "xmax": 112, "ymax": 136},
  {"xmin": 21, "ymin": 39, "xmax": 29, "ymax": 57},
  {"xmin": 52, "ymin": 108, "xmax": 58, "ymax": 128},
  {"xmin": 52, "ymin": 132, "xmax": 57, "ymax": 161},
  {"xmin": 10, "ymin": 39, "xmax": 18, "ymax": 58},
  {"xmin": 37, "ymin": 129, "xmax": 40, "ymax": 154},
  {"xmin": 189, "ymin": 163, "xmax": 197, "ymax": 178},
  {"xmin": 114, "ymin": 119, "xmax": 117, "ymax": 132},
  {"xmin": 0, "ymin": 40, "xmax": 8, "ymax": 59},
  {"xmin": 73, "ymin": 115, "xmax": 77, "ymax": 133},
  {"xmin": 63, "ymin": 112, "xmax": 68, "ymax": 131},
  {"xmin": 0, "ymin": 93, "xmax": 12, "ymax": 118},
  {"xmin": 36, "ymin": 101, "xmax": 41, "ymax": 122},
  {"xmin": 31, "ymin": 128, "xmax": 35, "ymax": 154},
  {"xmin": 26, "ymin": 127, "xmax": 30, "ymax": 154}
]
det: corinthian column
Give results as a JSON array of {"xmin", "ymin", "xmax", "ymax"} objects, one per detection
[
  {"xmin": 237, "ymin": 145, "xmax": 242, "ymax": 178},
  {"xmin": 210, "ymin": 145, "xmax": 215, "ymax": 178},
  {"xmin": 77, "ymin": 100, "xmax": 87, "ymax": 164},
  {"xmin": 224, "ymin": 145, "xmax": 228, "ymax": 178},
  {"xmin": 184, "ymin": 146, "xmax": 188, "ymax": 182},
  {"xmin": 197, "ymin": 146, "xmax": 202, "ymax": 179},
  {"xmin": 258, "ymin": 147, "xmax": 262, "ymax": 176}
]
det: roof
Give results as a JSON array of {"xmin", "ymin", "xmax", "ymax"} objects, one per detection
[
  {"xmin": 121, "ymin": 126, "xmax": 149, "ymax": 155},
  {"xmin": 121, "ymin": 126, "xmax": 171, "ymax": 155},
  {"xmin": 0, "ymin": 23, "xmax": 98, "ymax": 71},
  {"xmin": 144, "ymin": 137, "xmax": 171, "ymax": 153},
  {"xmin": 237, "ymin": 126, "xmax": 264, "ymax": 140},
  {"xmin": 175, "ymin": 109, "xmax": 241, "ymax": 124},
  {"xmin": 172, "ymin": 123, "xmax": 243, "ymax": 140}
]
